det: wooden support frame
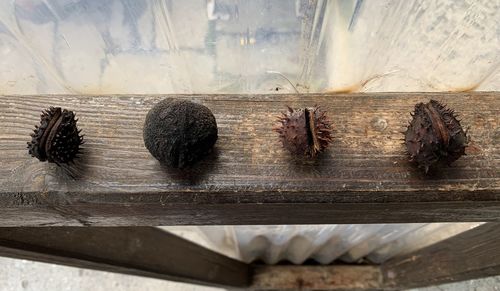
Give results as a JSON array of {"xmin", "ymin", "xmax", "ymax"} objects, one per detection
[
  {"xmin": 381, "ymin": 222, "xmax": 500, "ymax": 289},
  {"xmin": 0, "ymin": 227, "xmax": 251, "ymax": 288},
  {"xmin": 0, "ymin": 92, "xmax": 498, "ymax": 226},
  {"xmin": 251, "ymin": 265, "xmax": 383, "ymax": 290},
  {"xmin": 1, "ymin": 224, "xmax": 499, "ymax": 290}
]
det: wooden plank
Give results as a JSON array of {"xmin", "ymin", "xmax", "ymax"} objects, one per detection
[
  {"xmin": 381, "ymin": 223, "xmax": 500, "ymax": 289},
  {"xmin": 251, "ymin": 265, "xmax": 383, "ymax": 290},
  {"xmin": 0, "ymin": 227, "xmax": 251, "ymax": 288},
  {"xmin": 0, "ymin": 92, "xmax": 498, "ymax": 225}
]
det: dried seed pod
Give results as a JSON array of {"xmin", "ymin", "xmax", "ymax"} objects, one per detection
[
  {"xmin": 27, "ymin": 107, "xmax": 84, "ymax": 165},
  {"xmin": 274, "ymin": 106, "xmax": 333, "ymax": 158},
  {"xmin": 404, "ymin": 100, "xmax": 468, "ymax": 172},
  {"xmin": 143, "ymin": 99, "xmax": 218, "ymax": 168}
]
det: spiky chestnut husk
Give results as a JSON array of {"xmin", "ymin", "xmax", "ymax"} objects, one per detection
[
  {"xmin": 274, "ymin": 106, "xmax": 333, "ymax": 158},
  {"xmin": 143, "ymin": 99, "xmax": 218, "ymax": 168},
  {"xmin": 404, "ymin": 100, "xmax": 468, "ymax": 173},
  {"xmin": 27, "ymin": 107, "xmax": 84, "ymax": 165}
]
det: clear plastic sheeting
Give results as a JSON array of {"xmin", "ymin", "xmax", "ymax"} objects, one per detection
[
  {"xmin": 0, "ymin": 0, "xmax": 498, "ymax": 94},
  {"xmin": 324, "ymin": 0, "xmax": 499, "ymax": 92},
  {"xmin": 0, "ymin": 0, "xmax": 323, "ymax": 94}
]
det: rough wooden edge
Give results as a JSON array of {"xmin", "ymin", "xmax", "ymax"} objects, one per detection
[
  {"xmin": 0, "ymin": 227, "xmax": 251, "ymax": 288},
  {"xmin": 250, "ymin": 265, "xmax": 383, "ymax": 290},
  {"xmin": 381, "ymin": 222, "xmax": 500, "ymax": 289}
]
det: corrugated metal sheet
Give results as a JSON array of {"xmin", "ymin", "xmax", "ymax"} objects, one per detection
[{"xmin": 163, "ymin": 223, "xmax": 483, "ymax": 264}]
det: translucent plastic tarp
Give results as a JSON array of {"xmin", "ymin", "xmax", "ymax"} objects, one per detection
[
  {"xmin": 1, "ymin": 0, "xmax": 498, "ymax": 264},
  {"xmin": 0, "ymin": 0, "xmax": 498, "ymax": 94}
]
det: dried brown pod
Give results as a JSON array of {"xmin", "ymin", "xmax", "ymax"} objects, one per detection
[
  {"xmin": 143, "ymin": 99, "xmax": 218, "ymax": 168},
  {"xmin": 274, "ymin": 106, "xmax": 333, "ymax": 158},
  {"xmin": 27, "ymin": 107, "xmax": 84, "ymax": 165},
  {"xmin": 404, "ymin": 100, "xmax": 468, "ymax": 173}
]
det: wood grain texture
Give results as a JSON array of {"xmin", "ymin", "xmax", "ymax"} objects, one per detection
[
  {"xmin": 382, "ymin": 222, "xmax": 500, "ymax": 289},
  {"xmin": 251, "ymin": 265, "xmax": 382, "ymax": 290},
  {"xmin": 0, "ymin": 93, "xmax": 498, "ymax": 226},
  {"xmin": 0, "ymin": 227, "xmax": 250, "ymax": 288}
]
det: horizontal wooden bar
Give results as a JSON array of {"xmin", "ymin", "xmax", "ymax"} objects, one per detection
[
  {"xmin": 0, "ymin": 227, "xmax": 251, "ymax": 288},
  {"xmin": 381, "ymin": 223, "xmax": 500, "ymax": 289},
  {"xmin": 251, "ymin": 265, "xmax": 383, "ymax": 290},
  {"xmin": 0, "ymin": 92, "xmax": 498, "ymax": 225},
  {"xmin": 0, "ymin": 225, "xmax": 497, "ymax": 290}
]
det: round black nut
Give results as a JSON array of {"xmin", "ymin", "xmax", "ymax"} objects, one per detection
[{"xmin": 143, "ymin": 99, "xmax": 218, "ymax": 168}]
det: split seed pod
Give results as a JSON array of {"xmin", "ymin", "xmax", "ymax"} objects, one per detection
[
  {"xmin": 274, "ymin": 106, "xmax": 333, "ymax": 158},
  {"xmin": 404, "ymin": 100, "xmax": 468, "ymax": 172},
  {"xmin": 27, "ymin": 107, "xmax": 84, "ymax": 165}
]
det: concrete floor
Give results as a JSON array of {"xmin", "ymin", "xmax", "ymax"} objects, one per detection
[
  {"xmin": 0, "ymin": 257, "xmax": 222, "ymax": 291},
  {"xmin": 1, "ymin": 257, "xmax": 499, "ymax": 291},
  {"xmin": 415, "ymin": 277, "xmax": 500, "ymax": 291}
]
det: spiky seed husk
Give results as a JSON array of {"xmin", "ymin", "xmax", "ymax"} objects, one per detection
[
  {"xmin": 274, "ymin": 106, "xmax": 333, "ymax": 158},
  {"xmin": 27, "ymin": 107, "xmax": 84, "ymax": 165},
  {"xmin": 404, "ymin": 100, "xmax": 467, "ymax": 172}
]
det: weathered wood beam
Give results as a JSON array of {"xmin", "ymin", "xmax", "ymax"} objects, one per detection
[
  {"xmin": 251, "ymin": 265, "xmax": 383, "ymax": 290},
  {"xmin": 0, "ymin": 227, "xmax": 251, "ymax": 288},
  {"xmin": 0, "ymin": 93, "xmax": 498, "ymax": 225},
  {"xmin": 381, "ymin": 223, "xmax": 500, "ymax": 289},
  {"xmin": 1, "ymin": 225, "xmax": 499, "ymax": 290}
]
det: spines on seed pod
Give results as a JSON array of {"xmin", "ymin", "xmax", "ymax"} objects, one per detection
[
  {"xmin": 404, "ymin": 100, "xmax": 468, "ymax": 173},
  {"xmin": 274, "ymin": 106, "xmax": 333, "ymax": 158},
  {"xmin": 28, "ymin": 107, "xmax": 84, "ymax": 165}
]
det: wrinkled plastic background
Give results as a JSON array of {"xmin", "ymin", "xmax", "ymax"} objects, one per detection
[{"xmin": 1, "ymin": 0, "xmax": 498, "ymax": 94}]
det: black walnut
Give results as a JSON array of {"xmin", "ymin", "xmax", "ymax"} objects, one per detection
[
  {"xmin": 143, "ymin": 99, "xmax": 218, "ymax": 168},
  {"xmin": 27, "ymin": 107, "xmax": 84, "ymax": 165},
  {"xmin": 404, "ymin": 99, "xmax": 468, "ymax": 173},
  {"xmin": 274, "ymin": 106, "xmax": 333, "ymax": 158}
]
